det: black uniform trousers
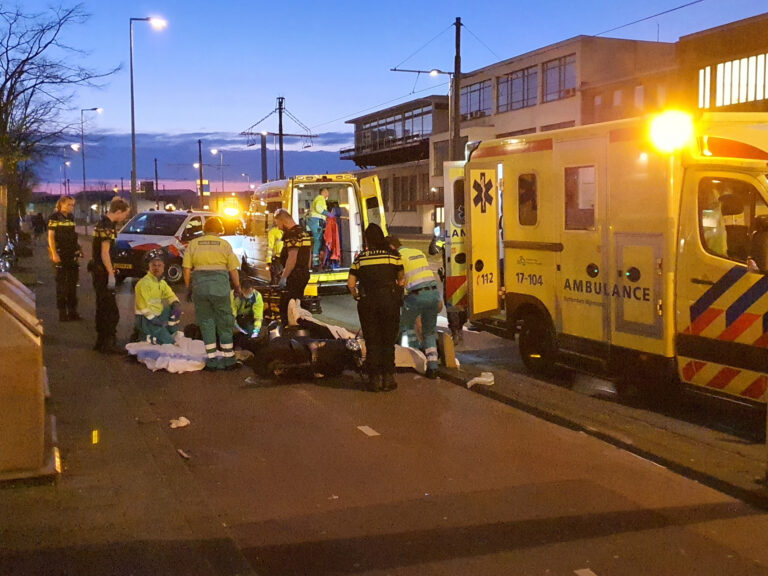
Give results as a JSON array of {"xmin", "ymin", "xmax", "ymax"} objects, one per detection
[
  {"xmin": 91, "ymin": 266, "xmax": 119, "ymax": 344},
  {"xmin": 358, "ymin": 288, "xmax": 400, "ymax": 376},
  {"xmin": 55, "ymin": 261, "xmax": 79, "ymax": 312},
  {"xmin": 279, "ymin": 269, "xmax": 310, "ymax": 325}
]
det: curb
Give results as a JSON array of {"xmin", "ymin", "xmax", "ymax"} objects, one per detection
[{"xmin": 436, "ymin": 362, "xmax": 768, "ymax": 510}]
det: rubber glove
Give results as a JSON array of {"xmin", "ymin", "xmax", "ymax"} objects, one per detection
[
  {"xmin": 107, "ymin": 273, "xmax": 116, "ymax": 290},
  {"xmin": 170, "ymin": 303, "xmax": 182, "ymax": 321},
  {"xmin": 251, "ymin": 327, "xmax": 260, "ymax": 338},
  {"xmin": 277, "ymin": 277, "xmax": 287, "ymax": 290}
]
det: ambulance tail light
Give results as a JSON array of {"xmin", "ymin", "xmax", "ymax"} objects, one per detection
[
  {"xmin": 223, "ymin": 207, "xmax": 240, "ymax": 217},
  {"xmin": 650, "ymin": 110, "xmax": 694, "ymax": 153}
]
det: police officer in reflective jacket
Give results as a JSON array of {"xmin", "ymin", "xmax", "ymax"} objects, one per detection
[
  {"xmin": 90, "ymin": 196, "xmax": 131, "ymax": 353},
  {"xmin": 47, "ymin": 196, "xmax": 82, "ymax": 321},
  {"xmin": 182, "ymin": 217, "xmax": 242, "ymax": 370},
  {"xmin": 388, "ymin": 236, "xmax": 441, "ymax": 379},
  {"xmin": 348, "ymin": 223, "xmax": 404, "ymax": 392}
]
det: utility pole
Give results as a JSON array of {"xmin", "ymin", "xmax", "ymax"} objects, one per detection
[
  {"xmin": 278, "ymin": 96, "xmax": 285, "ymax": 179},
  {"xmin": 450, "ymin": 17, "xmax": 462, "ymax": 162},
  {"xmin": 197, "ymin": 139, "xmax": 205, "ymax": 208},
  {"xmin": 261, "ymin": 132, "xmax": 268, "ymax": 183},
  {"xmin": 154, "ymin": 158, "xmax": 159, "ymax": 196}
]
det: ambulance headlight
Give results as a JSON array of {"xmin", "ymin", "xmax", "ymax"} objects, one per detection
[{"xmin": 650, "ymin": 110, "xmax": 694, "ymax": 153}]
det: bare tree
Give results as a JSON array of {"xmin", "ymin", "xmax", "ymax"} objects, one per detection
[{"xmin": 0, "ymin": 3, "xmax": 117, "ymax": 232}]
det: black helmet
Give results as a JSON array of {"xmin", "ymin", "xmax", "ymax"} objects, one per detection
[{"xmin": 144, "ymin": 248, "xmax": 166, "ymax": 265}]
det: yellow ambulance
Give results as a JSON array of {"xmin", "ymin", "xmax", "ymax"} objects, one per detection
[
  {"xmin": 449, "ymin": 110, "xmax": 768, "ymax": 405},
  {"xmin": 241, "ymin": 173, "xmax": 387, "ymax": 298}
]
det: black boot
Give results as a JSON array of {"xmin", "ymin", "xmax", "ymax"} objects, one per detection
[
  {"xmin": 93, "ymin": 335, "xmax": 104, "ymax": 351},
  {"xmin": 100, "ymin": 335, "xmax": 123, "ymax": 355},
  {"xmin": 366, "ymin": 373, "xmax": 383, "ymax": 392},
  {"xmin": 381, "ymin": 373, "xmax": 398, "ymax": 391}
]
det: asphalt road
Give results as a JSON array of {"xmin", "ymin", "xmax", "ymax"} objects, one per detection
[{"xmin": 3, "ymin": 237, "xmax": 768, "ymax": 575}]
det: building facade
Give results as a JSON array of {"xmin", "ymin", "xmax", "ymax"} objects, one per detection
[{"xmin": 342, "ymin": 14, "xmax": 767, "ymax": 234}]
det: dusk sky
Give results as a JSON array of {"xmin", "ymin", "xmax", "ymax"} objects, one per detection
[{"xmin": 21, "ymin": 0, "xmax": 768, "ymax": 189}]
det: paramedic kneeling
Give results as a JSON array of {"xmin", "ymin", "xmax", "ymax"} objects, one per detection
[
  {"xmin": 183, "ymin": 217, "xmax": 242, "ymax": 370},
  {"xmin": 387, "ymin": 236, "xmax": 441, "ymax": 379},
  {"xmin": 231, "ymin": 277, "xmax": 264, "ymax": 347},
  {"xmin": 134, "ymin": 252, "xmax": 181, "ymax": 344}
]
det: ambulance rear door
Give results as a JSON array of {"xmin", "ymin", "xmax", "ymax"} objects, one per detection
[
  {"xmin": 443, "ymin": 161, "xmax": 468, "ymax": 308},
  {"xmin": 359, "ymin": 176, "xmax": 387, "ymax": 234},
  {"xmin": 466, "ymin": 164, "xmax": 501, "ymax": 318}
]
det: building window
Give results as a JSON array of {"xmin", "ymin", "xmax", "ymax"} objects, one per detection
[
  {"xmin": 613, "ymin": 89, "xmax": 622, "ymax": 107},
  {"xmin": 713, "ymin": 53, "xmax": 768, "ymax": 108},
  {"xmin": 541, "ymin": 120, "xmax": 575, "ymax": 132},
  {"xmin": 460, "ymin": 79, "xmax": 492, "ymax": 119},
  {"xmin": 433, "ymin": 140, "xmax": 448, "ymax": 176},
  {"xmin": 380, "ymin": 178, "xmax": 390, "ymax": 212},
  {"xmin": 355, "ymin": 105, "xmax": 434, "ymax": 153},
  {"xmin": 498, "ymin": 65, "xmax": 538, "ymax": 112},
  {"xmin": 593, "ymin": 94, "xmax": 602, "ymax": 107},
  {"xmin": 634, "ymin": 85, "xmax": 644, "ymax": 110},
  {"xmin": 393, "ymin": 175, "xmax": 417, "ymax": 212},
  {"xmin": 518, "ymin": 174, "xmax": 537, "ymax": 226},
  {"xmin": 698, "ymin": 67, "xmax": 711, "ymax": 109},
  {"xmin": 657, "ymin": 84, "xmax": 667, "ymax": 107},
  {"xmin": 542, "ymin": 54, "xmax": 576, "ymax": 102},
  {"xmin": 564, "ymin": 166, "xmax": 596, "ymax": 230}
]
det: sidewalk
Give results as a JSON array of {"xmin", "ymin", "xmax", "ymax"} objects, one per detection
[
  {"xmin": 1, "ymin": 239, "xmax": 255, "ymax": 576},
  {"xmin": 437, "ymin": 328, "xmax": 768, "ymax": 509}
]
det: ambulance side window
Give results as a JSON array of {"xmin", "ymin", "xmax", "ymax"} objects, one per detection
[
  {"xmin": 564, "ymin": 166, "xmax": 595, "ymax": 230},
  {"xmin": 518, "ymin": 174, "xmax": 537, "ymax": 226},
  {"xmin": 698, "ymin": 177, "xmax": 764, "ymax": 265},
  {"xmin": 453, "ymin": 179, "xmax": 465, "ymax": 226}
]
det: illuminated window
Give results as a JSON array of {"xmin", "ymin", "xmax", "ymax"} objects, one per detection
[
  {"xmin": 711, "ymin": 52, "xmax": 768, "ymax": 108},
  {"xmin": 698, "ymin": 67, "xmax": 711, "ymax": 109}
]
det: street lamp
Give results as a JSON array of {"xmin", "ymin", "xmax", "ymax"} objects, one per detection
[
  {"xmin": 130, "ymin": 16, "xmax": 167, "ymax": 215},
  {"xmin": 80, "ymin": 106, "xmax": 102, "ymax": 229},
  {"xmin": 241, "ymin": 172, "xmax": 250, "ymax": 189},
  {"xmin": 211, "ymin": 148, "xmax": 224, "ymax": 192}
]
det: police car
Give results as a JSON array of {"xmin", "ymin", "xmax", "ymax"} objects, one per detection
[{"xmin": 112, "ymin": 209, "xmax": 245, "ymax": 284}]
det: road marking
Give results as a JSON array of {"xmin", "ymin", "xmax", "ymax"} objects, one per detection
[
  {"xmin": 357, "ymin": 425, "xmax": 380, "ymax": 437},
  {"xmin": 574, "ymin": 569, "xmax": 599, "ymax": 576}
]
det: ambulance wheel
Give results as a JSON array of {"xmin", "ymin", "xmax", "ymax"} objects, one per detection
[
  {"xmin": 165, "ymin": 259, "xmax": 184, "ymax": 284},
  {"xmin": 518, "ymin": 312, "xmax": 557, "ymax": 374}
]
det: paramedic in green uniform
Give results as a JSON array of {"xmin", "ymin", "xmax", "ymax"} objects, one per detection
[
  {"xmin": 134, "ymin": 252, "xmax": 181, "ymax": 344},
  {"xmin": 182, "ymin": 217, "xmax": 242, "ymax": 370},
  {"xmin": 307, "ymin": 187, "xmax": 330, "ymax": 269}
]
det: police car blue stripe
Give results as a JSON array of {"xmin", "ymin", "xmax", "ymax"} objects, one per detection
[
  {"xmin": 690, "ymin": 266, "xmax": 746, "ymax": 323},
  {"xmin": 725, "ymin": 275, "xmax": 768, "ymax": 326}
]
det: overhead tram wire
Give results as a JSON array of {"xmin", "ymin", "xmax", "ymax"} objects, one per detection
[
  {"xmin": 391, "ymin": 21, "xmax": 455, "ymax": 72},
  {"xmin": 594, "ymin": 0, "xmax": 705, "ymax": 36}
]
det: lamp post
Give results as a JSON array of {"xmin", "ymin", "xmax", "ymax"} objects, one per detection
[
  {"xmin": 241, "ymin": 172, "xmax": 251, "ymax": 189},
  {"xmin": 211, "ymin": 148, "xmax": 224, "ymax": 192},
  {"xmin": 130, "ymin": 16, "xmax": 167, "ymax": 215},
  {"xmin": 80, "ymin": 106, "xmax": 102, "ymax": 230}
]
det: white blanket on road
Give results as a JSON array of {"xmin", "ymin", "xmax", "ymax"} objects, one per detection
[{"xmin": 125, "ymin": 333, "xmax": 207, "ymax": 373}]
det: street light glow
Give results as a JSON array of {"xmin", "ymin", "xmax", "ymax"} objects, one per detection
[{"xmin": 149, "ymin": 17, "xmax": 167, "ymax": 29}]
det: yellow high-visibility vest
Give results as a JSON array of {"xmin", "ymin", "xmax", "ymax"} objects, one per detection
[{"xmin": 399, "ymin": 247, "xmax": 435, "ymax": 292}]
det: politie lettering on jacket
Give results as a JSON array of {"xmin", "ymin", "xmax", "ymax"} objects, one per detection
[{"xmin": 563, "ymin": 278, "xmax": 651, "ymax": 302}]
